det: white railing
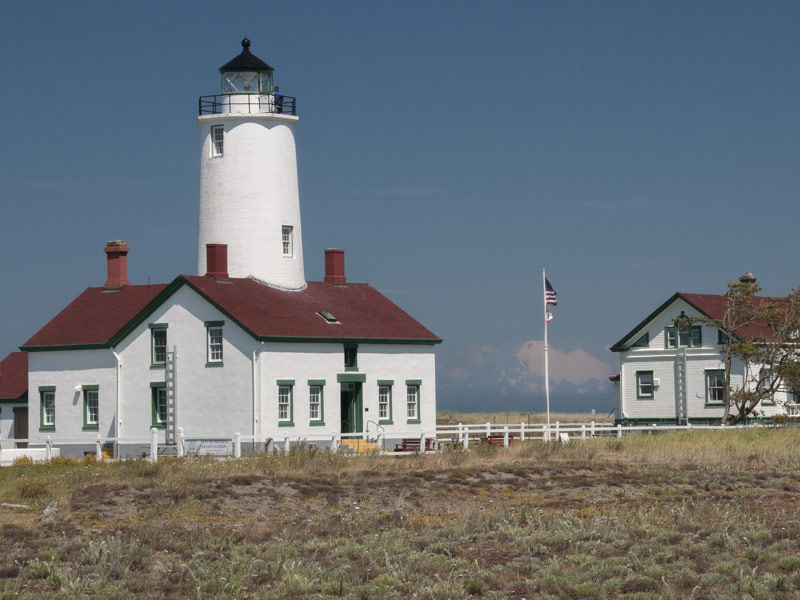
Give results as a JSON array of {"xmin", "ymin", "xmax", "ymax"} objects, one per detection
[{"xmin": 1, "ymin": 420, "xmax": 794, "ymax": 464}]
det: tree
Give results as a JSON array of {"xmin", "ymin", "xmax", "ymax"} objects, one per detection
[{"xmin": 688, "ymin": 280, "xmax": 800, "ymax": 424}]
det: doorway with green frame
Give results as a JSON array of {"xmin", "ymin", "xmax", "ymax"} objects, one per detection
[{"xmin": 340, "ymin": 382, "xmax": 363, "ymax": 438}]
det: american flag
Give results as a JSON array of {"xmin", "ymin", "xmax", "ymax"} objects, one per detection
[{"xmin": 545, "ymin": 279, "xmax": 558, "ymax": 306}]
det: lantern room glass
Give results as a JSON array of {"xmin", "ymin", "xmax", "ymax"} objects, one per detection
[{"xmin": 221, "ymin": 71, "xmax": 274, "ymax": 94}]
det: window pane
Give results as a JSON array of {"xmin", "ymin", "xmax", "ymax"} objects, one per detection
[
  {"xmin": 379, "ymin": 385, "xmax": 389, "ymax": 420},
  {"xmin": 282, "ymin": 226, "xmax": 293, "ymax": 257},
  {"xmin": 691, "ymin": 327, "xmax": 701, "ymax": 347},
  {"xmin": 279, "ymin": 386, "xmax": 290, "ymax": 420},
  {"xmin": 309, "ymin": 386, "xmax": 321, "ymax": 420},
  {"xmin": 407, "ymin": 386, "xmax": 418, "ymax": 419},
  {"xmin": 153, "ymin": 329, "xmax": 167, "ymax": 364},
  {"xmin": 86, "ymin": 390, "xmax": 99, "ymax": 424},
  {"xmin": 43, "ymin": 392, "xmax": 55, "ymax": 425},
  {"xmin": 638, "ymin": 373, "xmax": 653, "ymax": 397},
  {"xmin": 208, "ymin": 327, "xmax": 223, "ymax": 362}
]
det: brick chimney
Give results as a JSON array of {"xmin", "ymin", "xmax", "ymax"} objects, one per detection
[
  {"xmin": 206, "ymin": 243, "xmax": 229, "ymax": 279},
  {"xmin": 324, "ymin": 249, "xmax": 346, "ymax": 284},
  {"xmin": 104, "ymin": 241, "xmax": 130, "ymax": 288}
]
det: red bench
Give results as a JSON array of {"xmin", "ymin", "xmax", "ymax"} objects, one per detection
[
  {"xmin": 483, "ymin": 433, "xmax": 514, "ymax": 446},
  {"xmin": 394, "ymin": 438, "xmax": 436, "ymax": 452}
]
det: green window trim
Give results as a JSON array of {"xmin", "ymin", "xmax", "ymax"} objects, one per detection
[
  {"xmin": 151, "ymin": 383, "xmax": 167, "ymax": 429},
  {"xmin": 704, "ymin": 370, "xmax": 726, "ymax": 406},
  {"xmin": 150, "ymin": 324, "xmax": 168, "ymax": 368},
  {"xmin": 82, "ymin": 385, "xmax": 100, "ymax": 431},
  {"xmin": 13, "ymin": 407, "xmax": 27, "ymax": 413},
  {"xmin": 39, "ymin": 388, "xmax": 56, "ymax": 432},
  {"xmin": 308, "ymin": 381, "xmax": 325, "ymax": 426},
  {"xmin": 405, "ymin": 382, "xmax": 421, "ymax": 424},
  {"xmin": 205, "ymin": 321, "xmax": 224, "ymax": 366},
  {"xmin": 378, "ymin": 382, "xmax": 393, "ymax": 425},
  {"xmin": 344, "ymin": 344, "xmax": 358, "ymax": 371},
  {"xmin": 278, "ymin": 382, "xmax": 294, "ymax": 427},
  {"xmin": 665, "ymin": 325, "xmax": 703, "ymax": 349},
  {"xmin": 636, "ymin": 371, "xmax": 655, "ymax": 400},
  {"xmin": 337, "ymin": 373, "xmax": 366, "ymax": 383}
]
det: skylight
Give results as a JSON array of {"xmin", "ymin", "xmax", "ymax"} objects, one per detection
[{"xmin": 317, "ymin": 311, "xmax": 339, "ymax": 323}]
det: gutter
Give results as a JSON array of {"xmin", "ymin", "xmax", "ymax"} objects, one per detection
[{"xmin": 111, "ymin": 348, "xmax": 122, "ymax": 459}]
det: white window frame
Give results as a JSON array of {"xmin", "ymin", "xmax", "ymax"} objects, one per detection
[
  {"xmin": 42, "ymin": 391, "xmax": 55, "ymax": 427},
  {"xmin": 282, "ymin": 226, "xmax": 293, "ymax": 257},
  {"xmin": 151, "ymin": 326, "xmax": 167, "ymax": 366},
  {"xmin": 211, "ymin": 125, "xmax": 224, "ymax": 157},
  {"xmin": 278, "ymin": 383, "xmax": 294, "ymax": 425},
  {"xmin": 407, "ymin": 385, "xmax": 418, "ymax": 420},
  {"xmin": 85, "ymin": 389, "xmax": 99, "ymax": 426},
  {"xmin": 206, "ymin": 323, "xmax": 224, "ymax": 364},
  {"xmin": 309, "ymin": 385, "xmax": 322, "ymax": 421}
]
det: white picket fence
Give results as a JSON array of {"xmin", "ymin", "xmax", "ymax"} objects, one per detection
[{"xmin": 0, "ymin": 420, "xmax": 790, "ymax": 464}]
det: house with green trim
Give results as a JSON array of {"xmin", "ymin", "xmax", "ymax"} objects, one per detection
[
  {"xmin": 19, "ymin": 244, "xmax": 440, "ymax": 457},
  {"xmin": 609, "ymin": 285, "xmax": 791, "ymax": 425}
]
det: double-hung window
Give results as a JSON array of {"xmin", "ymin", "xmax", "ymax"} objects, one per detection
[
  {"xmin": 308, "ymin": 381, "xmax": 325, "ymax": 426},
  {"xmin": 636, "ymin": 371, "xmax": 654, "ymax": 399},
  {"xmin": 211, "ymin": 125, "xmax": 224, "ymax": 157},
  {"xmin": 278, "ymin": 380, "xmax": 294, "ymax": 426},
  {"xmin": 344, "ymin": 344, "xmax": 358, "ymax": 371},
  {"xmin": 705, "ymin": 370, "xmax": 725, "ymax": 404},
  {"xmin": 150, "ymin": 324, "xmax": 168, "ymax": 368},
  {"xmin": 83, "ymin": 385, "xmax": 99, "ymax": 430},
  {"xmin": 39, "ymin": 386, "xmax": 55, "ymax": 431},
  {"xmin": 378, "ymin": 381, "xmax": 393, "ymax": 424},
  {"xmin": 406, "ymin": 380, "xmax": 421, "ymax": 424},
  {"xmin": 282, "ymin": 226, "xmax": 293, "ymax": 257},
  {"xmin": 205, "ymin": 321, "xmax": 224, "ymax": 365}
]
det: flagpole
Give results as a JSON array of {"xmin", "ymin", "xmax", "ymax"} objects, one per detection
[{"xmin": 543, "ymin": 268, "xmax": 551, "ymax": 442}]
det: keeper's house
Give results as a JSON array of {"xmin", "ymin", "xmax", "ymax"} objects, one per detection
[
  {"xmin": 609, "ymin": 282, "xmax": 791, "ymax": 425},
  {"xmin": 0, "ymin": 39, "xmax": 440, "ymax": 456}
]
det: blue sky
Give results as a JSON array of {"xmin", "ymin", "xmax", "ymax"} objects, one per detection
[{"xmin": 1, "ymin": 1, "xmax": 799, "ymax": 413}]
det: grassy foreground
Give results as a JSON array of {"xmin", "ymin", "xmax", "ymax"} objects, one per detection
[
  {"xmin": 436, "ymin": 411, "xmax": 604, "ymax": 425},
  {"xmin": 1, "ymin": 429, "xmax": 800, "ymax": 599}
]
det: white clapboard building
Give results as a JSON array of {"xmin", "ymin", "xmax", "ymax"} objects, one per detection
[
  {"xmin": 1, "ymin": 39, "xmax": 440, "ymax": 456},
  {"xmin": 609, "ymin": 281, "xmax": 792, "ymax": 425}
]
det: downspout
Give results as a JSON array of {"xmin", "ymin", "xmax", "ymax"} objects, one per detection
[
  {"xmin": 252, "ymin": 342, "xmax": 265, "ymax": 442},
  {"xmin": 111, "ymin": 348, "xmax": 122, "ymax": 459}
]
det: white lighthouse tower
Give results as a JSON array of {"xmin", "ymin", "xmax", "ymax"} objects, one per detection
[{"xmin": 197, "ymin": 38, "xmax": 305, "ymax": 290}]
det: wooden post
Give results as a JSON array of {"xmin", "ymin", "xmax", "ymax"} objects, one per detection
[
  {"xmin": 555, "ymin": 421, "xmax": 560, "ymax": 441},
  {"xmin": 420, "ymin": 431, "xmax": 426, "ymax": 453},
  {"xmin": 463, "ymin": 429, "xmax": 469, "ymax": 450},
  {"xmin": 520, "ymin": 422, "xmax": 525, "ymax": 441},
  {"xmin": 377, "ymin": 432, "xmax": 384, "ymax": 454},
  {"xmin": 284, "ymin": 434, "xmax": 290, "ymax": 455},
  {"xmin": 581, "ymin": 425, "xmax": 586, "ymax": 440},
  {"xmin": 591, "ymin": 420, "xmax": 595, "ymax": 437},
  {"xmin": 234, "ymin": 432, "xmax": 241, "ymax": 459},
  {"xmin": 95, "ymin": 435, "xmax": 102, "ymax": 460},
  {"xmin": 503, "ymin": 426, "xmax": 509, "ymax": 448},
  {"xmin": 616, "ymin": 423, "xmax": 622, "ymax": 438},
  {"xmin": 45, "ymin": 436, "xmax": 52, "ymax": 461}
]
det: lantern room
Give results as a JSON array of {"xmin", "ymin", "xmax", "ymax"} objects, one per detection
[{"xmin": 219, "ymin": 37, "xmax": 274, "ymax": 94}]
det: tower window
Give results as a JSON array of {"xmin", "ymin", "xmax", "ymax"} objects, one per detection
[
  {"xmin": 211, "ymin": 126, "xmax": 224, "ymax": 157},
  {"xmin": 282, "ymin": 226, "xmax": 293, "ymax": 257}
]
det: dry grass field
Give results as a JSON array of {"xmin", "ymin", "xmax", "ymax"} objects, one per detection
[
  {"xmin": 1, "ymin": 429, "xmax": 800, "ymax": 599},
  {"xmin": 437, "ymin": 411, "xmax": 607, "ymax": 425}
]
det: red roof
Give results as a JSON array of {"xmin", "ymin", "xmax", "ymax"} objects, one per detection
[
  {"xmin": 185, "ymin": 276, "xmax": 439, "ymax": 341},
  {"xmin": 0, "ymin": 352, "xmax": 28, "ymax": 400},
  {"xmin": 21, "ymin": 277, "xmax": 439, "ymax": 349},
  {"xmin": 681, "ymin": 292, "xmax": 780, "ymax": 339},
  {"xmin": 23, "ymin": 284, "xmax": 168, "ymax": 348}
]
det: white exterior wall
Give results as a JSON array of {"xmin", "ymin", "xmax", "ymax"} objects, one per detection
[
  {"xmin": 115, "ymin": 286, "xmax": 258, "ymax": 443},
  {"xmin": 258, "ymin": 343, "xmax": 437, "ymax": 440},
  {"xmin": 0, "ymin": 403, "xmax": 28, "ymax": 450},
  {"xmin": 197, "ymin": 113, "xmax": 305, "ymax": 290},
  {"xmin": 617, "ymin": 297, "xmax": 790, "ymax": 422},
  {"xmin": 28, "ymin": 350, "xmax": 117, "ymax": 445}
]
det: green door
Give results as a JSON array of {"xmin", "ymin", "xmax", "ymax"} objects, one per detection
[{"xmin": 340, "ymin": 383, "xmax": 363, "ymax": 436}]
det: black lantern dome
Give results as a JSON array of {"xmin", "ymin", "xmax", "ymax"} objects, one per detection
[{"xmin": 219, "ymin": 38, "xmax": 275, "ymax": 94}]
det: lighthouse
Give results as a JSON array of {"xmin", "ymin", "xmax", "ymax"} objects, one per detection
[{"xmin": 197, "ymin": 38, "xmax": 305, "ymax": 290}]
